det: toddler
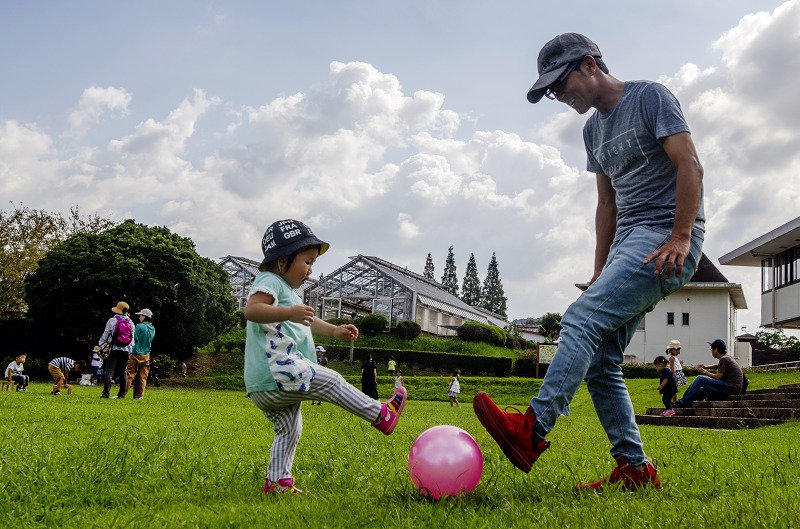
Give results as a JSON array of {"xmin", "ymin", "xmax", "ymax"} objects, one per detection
[
  {"xmin": 654, "ymin": 355, "xmax": 677, "ymax": 416},
  {"xmin": 394, "ymin": 369, "xmax": 404, "ymax": 389},
  {"xmin": 244, "ymin": 219, "xmax": 407, "ymax": 494},
  {"xmin": 447, "ymin": 369, "xmax": 461, "ymax": 408}
]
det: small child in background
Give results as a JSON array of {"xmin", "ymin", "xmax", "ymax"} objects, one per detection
[
  {"xmin": 654, "ymin": 355, "xmax": 678, "ymax": 416},
  {"xmin": 447, "ymin": 369, "xmax": 461, "ymax": 408},
  {"xmin": 394, "ymin": 369, "xmax": 404, "ymax": 389},
  {"xmin": 387, "ymin": 356, "xmax": 397, "ymax": 376},
  {"xmin": 668, "ymin": 341, "xmax": 687, "ymax": 403},
  {"xmin": 6, "ymin": 353, "xmax": 30, "ymax": 392},
  {"xmin": 311, "ymin": 346, "xmax": 328, "ymax": 406},
  {"xmin": 244, "ymin": 219, "xmax": 407, "ymax": 494},
  {"xmin": 90, "ymin": 347, "xmax": 102, "ymax": 386}
]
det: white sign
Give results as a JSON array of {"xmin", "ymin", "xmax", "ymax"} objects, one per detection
[{"xmin": 539, "ymin": 345, "xmax": 557, "ymax": 364}]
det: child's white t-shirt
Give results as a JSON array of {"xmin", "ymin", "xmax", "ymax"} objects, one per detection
[
  {"xmin": 449, "ymin": 377, "xmax": 460, "ymax": 393},
  {"xmin": 6, "ymin": 361, "xmax": 23, "ymax": 376},
  {"xmin": 244, "ymin": 272, "xmax": 317, "ymax": 395}
]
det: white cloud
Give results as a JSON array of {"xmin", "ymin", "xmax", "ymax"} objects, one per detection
[
  {"xmin": 66, "ymin": 86, "xmax": 132, "ymax": 139},
  {"xmin": 397, "ymin": 213, "xmax": 420, "ymax": 239}
]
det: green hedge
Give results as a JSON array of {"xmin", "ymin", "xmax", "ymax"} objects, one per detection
[
  {"xmin": 511, "ymin": 357, "xmax": 550, "ymax": 378},
  {"xmin": 620, "ymin": 364, "xmax": 700, "ymax": 379},
  {"xmin": 456, "ymin": 321, "xmax": 506, "ymax": 346},
  {"xmin": 322, "ymin": 344, "xmax": 512, "ymax": 377}
]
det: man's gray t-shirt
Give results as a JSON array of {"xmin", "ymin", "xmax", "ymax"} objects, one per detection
[
  {"xmin": 717, "ymin": 355, "xmax": 743, "ymax": 395},
  {"xmin": 583, "ymin": 81, "xmax": 705, "ymax": 239}
]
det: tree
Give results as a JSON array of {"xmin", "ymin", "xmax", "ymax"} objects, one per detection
[
  {"xmin": 441, "ymin": 246, "xmax": 459, "ymax": 296},
  {"xmin": 756, "ymin": 328, "xmax": 800, "ymax": 358},
  {"xmin": 480, "ymin": 252, "xmax": 507, "ymax": 318},
  {"xmin": 0, "ymin": 203, "xmax": 116, "ymax": 317},
  {"xmin": 24, "ymin": 219, "xmax": 236, "ymax": 356},
  {"xmin": 461, "ymin": 253, "xmax": 481, "ymax": 306},
  {"xmin": 423, "ymin": 253, "xmax": 435, "ymax": 280},
  {"xmin": 538, "ymin": 312, "xmax": 563, "ymax": 342}
]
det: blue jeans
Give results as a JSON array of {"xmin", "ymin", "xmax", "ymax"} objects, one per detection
[
  {"xmin": 12, "ymin": 374, "xmax": 29, "ymax": 387},
  {"xmin": 675, "ymin": 376, "xmax": 730, "ymax": 405},
  {"xmin": 530, "ymin": 225, "xmax": 702, "ymax": 466}
]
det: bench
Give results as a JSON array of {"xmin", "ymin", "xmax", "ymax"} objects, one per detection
[
  {"xmin": 52, "ymin": 385, "xmax": 72, "ymax": 395},
  {"xmin": 1, "ymin": 380, "xmax": 16, "ymax": 391}
]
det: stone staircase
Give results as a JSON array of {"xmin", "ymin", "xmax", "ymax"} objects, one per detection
[{"xmin": 635, "ymin": 383, "xmax": 800, "ymax": 429}]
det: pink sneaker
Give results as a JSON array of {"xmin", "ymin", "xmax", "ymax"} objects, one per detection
[
  {"xmin": 263, "ymin": 477, "xmax": 303, "ymax": 494},
  {"xmin": 372, "ymin": 386, "xmax": 407, "ymax": 435},
  {"xmin": 660, "ymin": 409, "xmax": 676, "ymax": 417}
]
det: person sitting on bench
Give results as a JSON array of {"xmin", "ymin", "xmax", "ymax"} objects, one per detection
[{"xmin": 674, "ymin": 339, "xmax": 743, "ymax": 407}]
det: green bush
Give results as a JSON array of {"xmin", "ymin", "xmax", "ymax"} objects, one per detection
[
  {"xmin": 321, "ymin": 344, "xmax": 512, "ymax": 376},
  {"xmin": 456, "ymin": 321, "xmax": 506, "ymax": 346},
  {"xmin": 234, "ymin": 309, "xmax": 246, "ymax": 328},
  {"xmin": 512, "ymin": 357, "xmax": 550, "ymax": 378},
  {"xmin": 505, "ymin": 336, "xmax": 520, "ymax": 350},
  {"xmin": 359, "ymin": 314, "xmax": 388, "ymax": 335},
  {"xmin": 620, "ymin": 363, "xmax": 700, "ymax": 379},
  {"xmin": 325, "ymin": 317, "xmax": 352, "ymax": 326},
  {"xmin": 152, "ymin": 354, "xmax": 177, "ymax": 378},
  {"xmin": 395, "ymin": 320, "xmax": 421, "ymax": 340}
]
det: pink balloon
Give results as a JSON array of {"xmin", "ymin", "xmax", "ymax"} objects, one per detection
[{"xmin": 408, "ymin": 425, "xmax": 483, "ymax": 499}]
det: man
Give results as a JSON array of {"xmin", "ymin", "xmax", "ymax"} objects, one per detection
[
  {"xmin": 675, "ymin": 339, "xmax": 743, "ymax": 407},
  {"xmin": 473, "ymin": 33, "xmax": 705, "ymax": 490},
  {"xmin": 99, "ymin": 301, "xmax": 134, "ymax": 399}
]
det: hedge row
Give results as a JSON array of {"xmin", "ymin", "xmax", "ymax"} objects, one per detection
[
  {"xmin": 322, "ymin": 344, "xmax": 512, "ymax": 377},
  {"xmin": 619, "ymin": 364, "xmax": 700, "ymax": 379}
]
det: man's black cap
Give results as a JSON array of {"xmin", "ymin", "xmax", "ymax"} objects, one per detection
[{"xmin": 527, "ymin": 33, "xmax": 602, "ymax": 104}]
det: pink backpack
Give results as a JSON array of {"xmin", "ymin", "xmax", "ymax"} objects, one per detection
[{"xmin": 111, "ymin": 316, "xmax": 133, "ymax": 346}]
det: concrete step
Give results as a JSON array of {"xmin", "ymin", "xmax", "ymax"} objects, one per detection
[
  {"xmin": 745, "ymin": 388, "xmax": 800, "ymax": 395},
  {"xmin": 635, "ymin": 414, "xmax": 785, "ymax": 429},
  {"xmin": 723, "ymin": 392, "xmax": 800, "ymax": 401},
  {"xmin": 691, "ymin": 399, "xmax": 800, "ymax": 409},
  {"xmin": 778, "ymin": 383, "xmax": 800, "ymax": 389},
  {"xmin": 645, "ymin": 407, "xmax": 800, "ymax": 420}
]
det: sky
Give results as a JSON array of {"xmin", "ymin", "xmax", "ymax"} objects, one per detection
[{"xmin": 2, "ymin": 0, "xmax": 800, "ymax": 335}]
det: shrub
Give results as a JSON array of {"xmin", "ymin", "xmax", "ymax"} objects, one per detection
[
  {"xmin": 620, "ymin": 363, "xmax": 700, "ymax": 379},
  {"xmin": 213, "ymin": 339, "xmax": 223, "ymax": 352},
  {"xmin": 456, "ymin": 322, "xmax": 485, "ymax": 343},
  {"xmin": 152, "ymin": 354, "xmax": 177, "ymax": 378},
  {"xmin": 505, "ymin": 336, "xmax": 520, "ymax": 350},
  {"xmin": 321, "ymin": 344, "xmax": 512, "ymax": 377},
  {"xmin": 234, "ymin": 309, "xmax": 246, "ymax": 328},
  {"xmin": 395, "ymin": 320, "xmax": 421, "ymax": 340},
  {"xmin": 360, "ymin": 314, "xmax": 388, "ymax": 335},
  {"xmin": 325, "ymin": 317, "xmax": 352, "ymax": 326},
  {"xmin": 512, "ymin": 357, "xmax": 550, "ymax": 378}
]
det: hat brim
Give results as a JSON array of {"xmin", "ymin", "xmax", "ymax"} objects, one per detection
[
  {"xmin": 111, "ymin": 307, "xmax": 123, "ymax": 314},
  {"xmin": 527, "ymin": 63, "xmax": 570, "ymax": 104},
  {"xmin": 259, "ymin": 237, "xmax": 330, "ymax": 272}
]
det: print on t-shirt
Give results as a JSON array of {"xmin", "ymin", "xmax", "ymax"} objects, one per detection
[{"xmin": 594, "ymin": 129, "xmax": 650, "ymax": 180}]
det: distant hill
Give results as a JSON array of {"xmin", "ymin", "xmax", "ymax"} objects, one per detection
[{"xmin": 512, "ymin": 317, "xmax": 541, "ymax": 326}]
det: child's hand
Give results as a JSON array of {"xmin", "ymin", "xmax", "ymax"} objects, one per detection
[
  {"xmin": 288, "ymin": 304, "xmax": 315, "ymax": 326},
  {"xmin": 333, "ymin": 324, "xmax": 359, "ymax": 340}
]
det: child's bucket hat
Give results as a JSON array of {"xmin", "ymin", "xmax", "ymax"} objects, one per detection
[{"xmin": 259, "ymin": 219, "xmax": 329, "ymax": 272}]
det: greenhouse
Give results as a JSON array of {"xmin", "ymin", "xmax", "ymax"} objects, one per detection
[
  {"xmin": 300, "ymin": 255, "xmax": 499, "ymax": 336},
  {"xmin": 218, "ymin": 255, "xmax": 260, "ymax": 310}
]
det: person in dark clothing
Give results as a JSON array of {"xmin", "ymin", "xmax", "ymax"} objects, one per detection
[
  {"xmin": 654, "ymin": 356, "xmax": 677, "ymax": 416},
  {"xmin": 361, "ymin": 355, "xmax": 378, "ymax": 400}
]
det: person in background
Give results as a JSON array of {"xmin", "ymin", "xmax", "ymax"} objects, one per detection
[
  {"xmin": 311, "ymin": 346, "xmax": 328, "ymax": 406},
  {"xmin": 448, "ymin": 369, "xmax": 461, "ymax": 408},
  {"xmin": 361, "ymin": 355, "xmax": 379, "ymax": 400},
  {"xmin": 674, "ymin": 339, "xmax": 743, "ymax": 407},
  {"xmin": 48, "ymin": 357, "xmax": 83, "ymax": 395},
  {"xmin": 668, "ymin": 340, "xmax": 687, "ymax": 401},
  {"xmin": 387, "ymin": 356, "xmax": 397, "ymax": 376},
  {"xmin": 394, "ymin": 369, "xmax": 404, "ymax": 390},
  {"xmin": 180, "ymin": 361, "xmax": 188, "ymax": 379},
  {"xmin": 99, "ymin": 301, "xmax": 134, "ymax": 399},
  {"xmin": 90, "ymin": 346, "xmax": 102, "ymax": 386},
  {"xmin": 654, "ymin": 355, "xmax": 678, "ymax": 417},
  {"xmin": 6, "ymin": 353, "xmax": 30, "ymax": 393},
  {"xmin": 127, "ymin": 308, "xmax": 155, "ymax": 401}
]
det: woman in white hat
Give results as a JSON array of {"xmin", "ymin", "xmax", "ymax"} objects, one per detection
[{"xmin": 127, "ymin": 308, "xmax": 156, "ymax": 400}]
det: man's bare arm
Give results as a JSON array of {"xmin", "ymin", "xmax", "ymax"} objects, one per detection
[
  {"xmin": 590, "ymin": 172, "xmax": 618, "ymax": 285},
  {"xmin": 643, "ymin": 132, "xmax": 703, "ymax": 278}
]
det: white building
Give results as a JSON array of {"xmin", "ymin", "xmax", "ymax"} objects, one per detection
[
  {"xmin": 577, "ymin": 254, "xmax": 747, "ymax": 367},
  {"xmin": 719, "ymin": 214, "xmax": 800, "ymax": 330}
]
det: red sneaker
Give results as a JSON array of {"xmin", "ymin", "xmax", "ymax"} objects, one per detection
[
  {"xmin": 472, "ymin": 391, "xmax": 550, "ymax": 473},
  {"xmin": 576, "ymin": 457, "xmax": 661, "ymax": 491}
]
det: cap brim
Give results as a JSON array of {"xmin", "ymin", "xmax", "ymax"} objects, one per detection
[
  {"xmin": 259, "ymin": 237, "xmax": 330, "ymax": 272},
  {"xmin": 527, "ymin": 63, "xmax": 569, "ymax": 104}
]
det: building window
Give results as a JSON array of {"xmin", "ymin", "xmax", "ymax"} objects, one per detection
[
  {"xmin": 762, "ymin": 258, "xmax": 773, "ymax": 292},
  {"xmin": 429, "ymin": 310, "xmax": 437, "ymax": 329},
  {"xmin": 667, "ymin": 312, "xmax": 674, "ymax": 326},
  {"xmin": 682, "ymin": 313, "xmax": 690, "ymax": 326}
]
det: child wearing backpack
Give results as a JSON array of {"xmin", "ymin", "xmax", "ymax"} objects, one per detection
[
  {"xmin": 98, "ymin": 302, "xmax": 134, "ymax": 399},
  {"xmin": 244, "ymin": 219, "xmax": 407, "ymax": 494}
]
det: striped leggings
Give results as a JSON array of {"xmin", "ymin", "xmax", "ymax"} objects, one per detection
[{"xmin": 249, "ymin": 365, "xmax": 381, "ymax": 483}]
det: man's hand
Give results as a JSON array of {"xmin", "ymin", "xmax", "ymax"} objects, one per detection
[
  {"xmin": 643, "ymin": 235, "xmax": 691, "ymax": 279},
  {"xmin": 698, "ymin": 363, "xmax": 706, "ymax": 369},
  {"xmin": 333, "ymin": 324, "xmax": 359, "ymax": 340},
  {"xmin": 287, "ymin": 304, "xmax": 315, "ymax": 326}
]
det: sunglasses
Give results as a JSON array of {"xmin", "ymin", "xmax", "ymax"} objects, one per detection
[{"xmin": 544, "ymin": 60, "xmax": 582, "ymax": 100}]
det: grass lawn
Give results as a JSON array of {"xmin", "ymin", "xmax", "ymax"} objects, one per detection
[{"xmin": 2, "ymin": 372, "xmax": 799, "ymax": 528}]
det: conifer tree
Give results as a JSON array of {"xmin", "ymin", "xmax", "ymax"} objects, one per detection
[
  {"xmin": 480, "ymin": 252, "xmax": 508, "ymax": 318},
  {"xmin": 441, "ymin": 246, "xmax": 459, "ymax": 296},
  {"xmin": 460, "ymin": 253, "xmax": 481, "ymax": 306},
  {"xmin": 423, "ymin": 253, "xmax": 435, "ymax": 280}
]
